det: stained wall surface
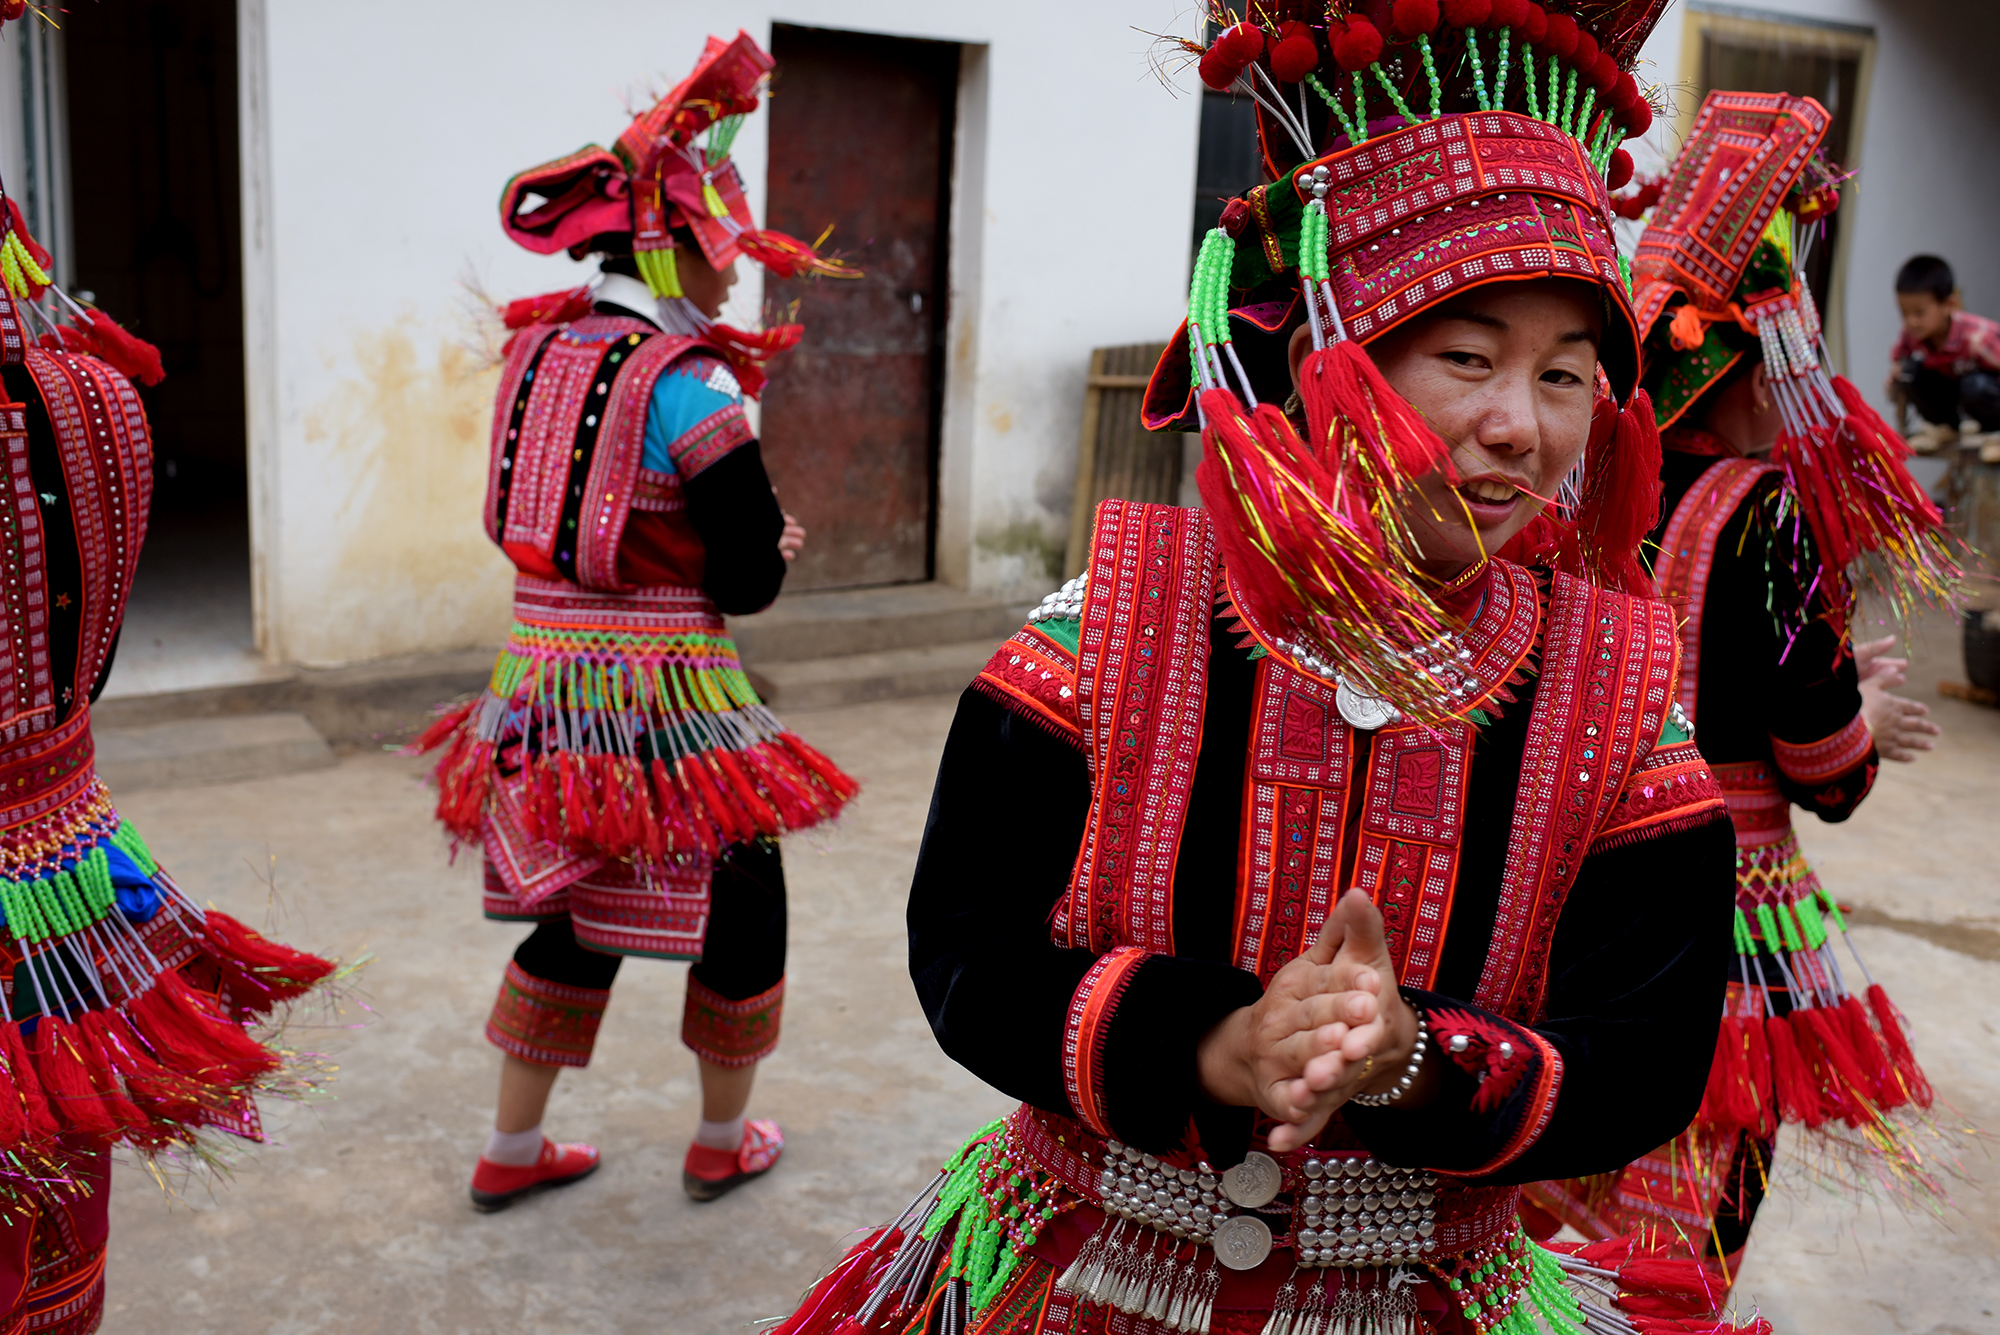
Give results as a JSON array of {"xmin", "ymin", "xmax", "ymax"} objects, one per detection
[{"xmin": 238, "ymin": 2, "xmax": 1205, "ymax": 665}]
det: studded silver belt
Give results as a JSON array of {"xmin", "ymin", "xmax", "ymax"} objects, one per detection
[{"xmin": 1094, "ymin": 1140, "xmax": 1441, "ymax": 1273}]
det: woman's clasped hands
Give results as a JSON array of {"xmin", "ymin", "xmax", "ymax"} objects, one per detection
[{"xmin": 1196, "ymin": 889, "xmax": 1435, "ymax": 1152}]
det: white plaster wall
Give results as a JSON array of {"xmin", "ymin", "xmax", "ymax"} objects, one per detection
[
  {"xmin": 242, "ymin": 0, "xmax": 1204, "ymax": 665},
  {"xmin": 1623, "ymin": 0, "xmax": 2000, "ymax": 414}
]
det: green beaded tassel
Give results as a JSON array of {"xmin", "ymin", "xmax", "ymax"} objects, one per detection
[{"xmin": 916, "ymin": 1119, "xmax": 1061, "ymax": 1316}]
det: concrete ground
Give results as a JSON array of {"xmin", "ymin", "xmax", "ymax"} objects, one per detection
[{"xmin": 97, "ymin": 622, "xmax": 1998, "ymax": 1334}]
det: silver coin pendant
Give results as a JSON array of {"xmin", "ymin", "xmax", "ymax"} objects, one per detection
[
  {"xmin": 1211, "ymin": 1214, "xmax": 1274, "ymax": 1271},
  {"xmin": 1336, "ymin": 677, "xmax": 1399, "ymax": 731},
  {"xmin": 1220, "ymin": 1150, "xmax": 1282, "ymax": 1208}
]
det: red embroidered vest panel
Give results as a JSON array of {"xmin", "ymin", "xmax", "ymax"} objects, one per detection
[
  {"xmin": 485, "ymin": 316, "xmax": 715, "ymax": 593},
  {"xmin": 1058, "ymin": 502, "xmax": 1682, "ymax": 1026},
  {"xmin": 1652, "ymin": 456, "xmax": 1793, "ymax": 849}
]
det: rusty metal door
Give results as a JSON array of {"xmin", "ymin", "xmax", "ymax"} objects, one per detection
[{"xmin": 760, "ymin": 25, "xmax": 957, "ymax": 590}]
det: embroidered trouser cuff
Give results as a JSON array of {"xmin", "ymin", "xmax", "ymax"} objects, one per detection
[
  {"xmin": 681, "ymin": 975, "xmax": 784, "ymax": 1068},
  {"xmin": 485, "ymin": 960, "xmax": 612, "ymax": 1068}
]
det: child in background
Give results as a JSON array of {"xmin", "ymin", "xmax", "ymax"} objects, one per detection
[{"xmin": 1889, "ymin": 253, "xmax": 2000, "ymax": 455}]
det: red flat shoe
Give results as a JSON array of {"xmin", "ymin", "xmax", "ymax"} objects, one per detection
[
  {"xmin": 469, "ymin": 1138, "xmax": 600, "ymax": 1212},
  {"xmin": 682, "ymin": 1118, "xmax": 783, "ymax": 1202}
]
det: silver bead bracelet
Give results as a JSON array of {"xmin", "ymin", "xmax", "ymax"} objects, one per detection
[{"xmin": 1348, "ymin": 1013, "xmax": 1427, "ymax": 1107}]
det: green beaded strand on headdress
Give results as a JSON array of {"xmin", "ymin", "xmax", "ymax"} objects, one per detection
[
  {"xmin": 1371, "ymin": 62, "xmax": 1422, "ymax": 126},
  {"xmin": 1466, "ymin": 27, "xmax": 1489, "ymax": 111},
  {"xmin": 1307, "ymin": 73, "xmax": 1361, "ymax": 145}
]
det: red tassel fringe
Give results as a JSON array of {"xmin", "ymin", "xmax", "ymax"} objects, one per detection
[
  {"xmin": 196, "ymin": 911, "xmax": 339, "ymax": 1018},
  {"xmin": 765, "ymin": 1224, "xmax": 898, "ymax": 1335},
  {"xmin": 500, "ymin": 286, "xmax": 595, "ymax": 331},
  {"xmin": 1701, "ymin": 982, "xmax": 1933, "ymax": 1135},
  {"xmin": 419, "ymin": 711, "xmax": 859, "ymax": 862},
  {"xmin": 1868, "ymin": 983, "xmax": 1933, "ymax": 1110},
  {"xmin": 1496, "ymin": 392, "xmax": 1661, "ymax": 597},
  {"xmin": 1551, "ymin": 1236, "xmax": 1769, "ymax": 1334}
]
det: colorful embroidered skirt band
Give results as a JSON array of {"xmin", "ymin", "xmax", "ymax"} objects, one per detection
[
  {"xmin": 681, "ymin": 975, "xmax": 783, "ymax": 1068},
  {"xmin": 482, "ymin": 856, "xmax": 711, "ymax": 960},
  {"xmin": 769, "ymin": 1104, "xmax": 1765, "ymax": 1335},
  {"xmin": 0, "ymin": 707, "xmax": 335, "ymax": 1179},
  {"xmin": 421, "ymin": 576, "xmax": 858, "ymax": 897},
  {"xmin": 485, "ymin": 960, "xmax": 612, "ymax": 1069}
]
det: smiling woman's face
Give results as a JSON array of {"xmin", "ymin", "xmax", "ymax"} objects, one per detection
[{"xmin": 1289, "ymin": 279, "xmax": 1603, "ymax": 580}]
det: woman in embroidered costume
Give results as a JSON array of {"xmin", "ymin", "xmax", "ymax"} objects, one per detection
[
  {"xmin": 771, "ymin": 5, "xmax": 1771, "ymax": 1334},
  {"xmin": 0, "ymin": 186, "xmax": 335, "ymax": 1333},
  {"xmin": 1523, "ymin": 90, "xmax": 1956, "ymax": 1285},
  {"xmin": 417, "ymin": 32, "xmax": 859, "ymax": 1209}
]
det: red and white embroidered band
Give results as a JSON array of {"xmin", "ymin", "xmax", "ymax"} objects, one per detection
[
  {"xmin": 1062, "ymin": 946, "xmax": 1152, "ymax": 1138},
  {"xmin": 1770, "ymin": 713, "xmax": 1873, "ymax": 786}
]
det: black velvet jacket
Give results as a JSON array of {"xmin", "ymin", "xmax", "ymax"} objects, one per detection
[
  {"xmin": 909, "ymin": 612, "xmax": 1736, "ymax": 1184},
  {"xmin": 1652, "ymin": 447, "xmax": 1876, "ymax": 819},
  {"xmin": 595, "ymin": 297, "xmax": 787, "ymax": 615}
]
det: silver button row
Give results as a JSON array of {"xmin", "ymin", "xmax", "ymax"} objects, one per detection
[
  {"xmin": 1295, "ymin": 1157, "xmax": 1440, "ymax": 1268},
  {"xmin": 1098, "ymin": 1140, "xmax": 1226, "ymax": 1245}
]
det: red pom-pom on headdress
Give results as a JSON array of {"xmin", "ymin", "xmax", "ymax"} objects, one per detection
[
  {"xmin": 1331, "ymin": 18, "xmax": 1383, "ymax": 72},
  {"xmin": 1541, "ymin": 13, "xmax": 1579, "ymax": 57},
  {"xmin": 1390, "ymin": 0, "xmax": 1440, "ymax": 39},
  {"xmin": 1270, "ymin": 21, "xmax": 1321, "ymax": 82},
  {"xmin": 1623, "ymin": 96, "xmax": 1653, "ymax": 138},
  {"xmin": 1571, "ymin": 31, "xmax": 1599, "ymax": 71},
  {"xmin": 1607, "ymin": 149, "xmax": 1634, "ymax": 191},
  {"xmin": 1440, "ymin": 0, "xmax": 1491, "ymax": 27},
  {"xmin": 1520, "ymin": 3, "xmax": 1548, "ymax": 43},
  {"xmin": 1199, "ymin": 20, "xmax": 1267, "ymax": 90},
  {"xmin": 1489, "ymin": 0, "xmax": 1529, "ymax": 28},
  {"xmin": 1610, "ymin": 72, "xmax": 1639, "ymax": 114},
  {"xmin": 1589, "ymin": 51, "xmax": 1620, "ymax": 94}
]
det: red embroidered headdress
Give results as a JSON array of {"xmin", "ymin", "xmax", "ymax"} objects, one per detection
[
  {"xmin": 493, "ymin": 32, "xmax": 851, "ymax": 394},
  {"xmin": 1632, "ymin": 89, "xmax": 1955, "ymax": 618},
  {"xmin": 1142, "ymin": 1, "xmax": 1670, "ymax": 726}
]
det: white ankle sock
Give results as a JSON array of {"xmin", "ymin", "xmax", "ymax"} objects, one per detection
[
  {"xmin": 694, "ymin": 1115, "xmax": 745, "ymax": 1152},
  {"xmin": 485, "ymin": 1125, "xmax": 544, "ymax": 1166}
]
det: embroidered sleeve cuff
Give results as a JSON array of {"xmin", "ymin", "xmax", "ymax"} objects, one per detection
[
  {"xmin": 1069, "ymin": 953, "xmax": 1265, "ymax": 1153},
  {"xmin": 1063, "ymin": 947, "xmax": 1152, "ymax": 1136},
  {"xmin": 1770, "ymin": 712, "xmax": 1873, "ymax": 786},
  {"xmin": 1343, "ymin": 991, "xmax": 1562, "ymax": 1178},
  {"xmin": 971, "ymin": 623, "xmax": 1083, "ymax": 749}
]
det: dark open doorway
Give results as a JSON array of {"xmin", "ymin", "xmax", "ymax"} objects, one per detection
[
  {"xmin": 64, "ymin": 0, "xmax": 267, "ymax": 694},
  {"xmin": 759, "ymin": 24, "xmax": 957, "ymax": 591}
]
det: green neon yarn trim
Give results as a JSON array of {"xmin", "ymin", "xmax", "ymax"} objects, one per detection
[
  {"xmin": 636, "ymin": 247, "xmax": 683, "ymax": 300},
  {"xmin": 1188, "ymin": 227, "xmax": 1235, "ymax": 382},
  {"xmin": 919, "ymin": 1119, "xmax": 1052, "ymax": 1313},
  {"xmin": 1299, "ymin": 198, "xmax": 1330, "ymax": 284},
  {"xmin": 0, "ymin": 845, "xmax": 120, "ymax": 946},
  {"xmin": 706, "ymin": 113, "xmax": 744, "ymax": 159},
  {"xmin": 111, "ymin": 820, "xmax": 159, "ymax": 877}
]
